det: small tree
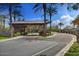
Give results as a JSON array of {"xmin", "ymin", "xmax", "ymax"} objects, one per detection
[
  {"xmin": 58, "ymin": 22, "xmax": 64, "ymax": 30},
  {"xmin": 46, "ymin": 4, "xmax": 57, "ymax": 34}
]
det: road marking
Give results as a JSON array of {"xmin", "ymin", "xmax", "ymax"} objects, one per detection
[
  {"xmin": 55, "ymin": 35, "xmax": 77, "ymax": 56},
  {"xmin": 32, "ymin": 42, "xmax": 58, "ymax": 56}
]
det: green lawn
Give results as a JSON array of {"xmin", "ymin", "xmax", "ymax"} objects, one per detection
[
  {"xmin": 65, "ymin": 42, "xmax": 79, "ymax": 56},
  {"xmin": 0, "ymin": 35, "xmax": 9, "ymax": 40}
]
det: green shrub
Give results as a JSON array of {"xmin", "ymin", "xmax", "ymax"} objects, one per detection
[
  {"xmin": 48, "ymin": 27, "xmax": 60, "ymax": 32},
  {"xmin": 65, "ymin": 42, "xmax": 79, "ymax": 56}
]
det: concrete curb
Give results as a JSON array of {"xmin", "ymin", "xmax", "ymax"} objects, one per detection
[
  {"xmin": 46, "ymin": 33, "xmax": 57, "ymax": 39},
  {"xmin": 29, "ymin": 32, "xmax": 57, "ymax": 40},
  {"xmin": 0, "ymin": 32, "xmax": 57, "ymax": 42},
  {"xmin": 55, "ymin": 35, "xmax": 77, "ymax": 56},
  {"xmin": 0, "ymin": 36, "xmax": 24, "ymax": 42}
]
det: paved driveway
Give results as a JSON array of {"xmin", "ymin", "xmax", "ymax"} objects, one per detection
[{"xmin": 0, "ymin": 33, "xmax": 74, "ymax": 56}]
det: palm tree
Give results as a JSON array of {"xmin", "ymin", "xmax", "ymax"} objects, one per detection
[
  {"xmin": 0, "ymin": 15, "xmax": 7, "ymax": 29},
  {"xmin": 18, "ymin": 14, "xmax": 23, "ymax": 21},
  {"xmin": 46, "ymin": 4, "xmax": 57, "ymax": 34},
  {"xmin": 9, "ymin": 4, "xmax": 22, "ymax": 37},
  {"xmin": 0, "ymin": 3, "xmax": 21, "ymax": 37},
  {"xmin": 33, "ymin": 3, "xmax": 47, "ymax": 35},
  {"xmin": 2, "ymin": 15, "xmax": 7, "ymax": 29},
  {"xmin": 58, "ymin": 22, "xmax": 64, "ymax": 30},
  {"xmin": 12, "ymin": 7, "xmax": 22, "ymax": 22}
]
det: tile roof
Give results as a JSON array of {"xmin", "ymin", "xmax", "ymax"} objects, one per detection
[{"xmin": 12, "ymin": 20, "xmax": 49, "ymax": 25}]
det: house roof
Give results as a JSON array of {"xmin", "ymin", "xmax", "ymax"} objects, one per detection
[{"xmin": 12, "ymin": 21, "xmax": 49, "ymax": 25}]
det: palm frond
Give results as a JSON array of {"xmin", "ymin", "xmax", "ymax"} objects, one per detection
[
  {"xmin": 46, "ymin": 6, "xmax": 57, "ymax": 15},
  {"xmin": 34, "ymin": 7, "xmax": 42, "ymax": 13},
  {"xmin": 67, "ymin": 3, "xmax": 79, "ymax": 11},
  {"xmin": 33, "ymin": 3, "xmax": 40, "ymax": 9},
  {"xmin": 72, "ymin": 4, "xmax": 79, "ymax": 10}
]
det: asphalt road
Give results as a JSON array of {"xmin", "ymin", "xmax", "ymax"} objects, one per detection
[{"xmin": 0, "ymin": 33, "xmax": 73, "ymax": 56}]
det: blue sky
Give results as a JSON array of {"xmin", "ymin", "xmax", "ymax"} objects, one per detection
[
  {"xmin": 21, "ymin": 3, "xmax": 79, "ymax": 19},
  {"xmin": 5, "ymin": 3, "xmax": 79, "ymax": 28}
]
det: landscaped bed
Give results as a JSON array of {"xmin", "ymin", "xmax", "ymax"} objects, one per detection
[
  {"xmin": 65, "ymin": 42, "xmax": 79, "ymax": 56},
  {"xmin": 0, "ymin": 35, "xmax": 9, "ymax": 40}
]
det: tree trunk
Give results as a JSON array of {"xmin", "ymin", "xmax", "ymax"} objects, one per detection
[
  {"xmin": 60, "ymin": 25, "xmax": 61, "ymax": 32},
  {"xmin": 60, "ymin": 25, "xmax": 61, "ymax": 29},
  {"xmin": 50, "ymin": 14, "xmax": 52, "ymax": 35},
  {"xmin": 14, "ymin": 13, "xmax": 16, "ymax": 22},
  {"xmin": 3, "ymin": 19, "xmax": 5, "ymax": 29},
  {"xmin": 18, "ymin": 17, "xmax": 21, "ymax": 21},
  {"xmin": 9, "ymin": 5, "xmax": 13, "ymax": 37},
  {"xmin": 43, "ymin": 4, "xmax": 47, "ymax": 36}
]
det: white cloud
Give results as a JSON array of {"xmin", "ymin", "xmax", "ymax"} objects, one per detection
[
  {"xmin": 60, "ymin": 14, "xmax": 74, "ymax": 25},
  {"xmin": 59, "ymin": 14, "xmax": 75, "ymax": 28},
  {"xmin": 51, "ymin": 14, "xmax": 76, "ymax": 29},
  {"xmin": 52, "ymin": 20, "xmax": 60, "ymax": 26}
]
